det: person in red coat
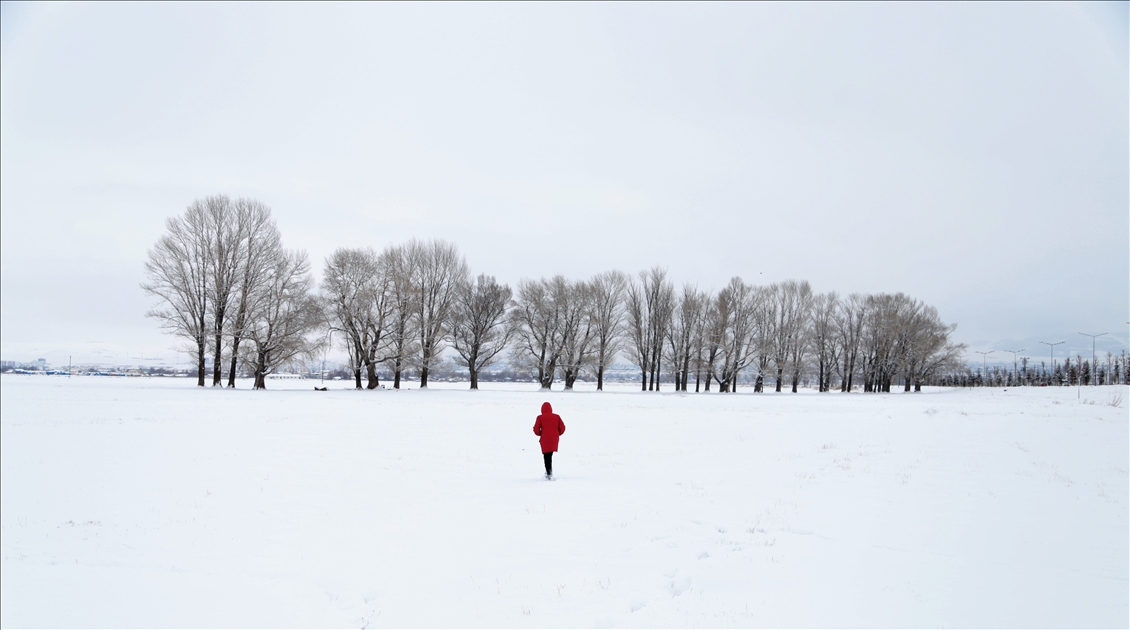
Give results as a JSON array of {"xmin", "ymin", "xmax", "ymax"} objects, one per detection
[{"xmin": 533, "ymin": 401, "xmax": 565, "ymax": 479}]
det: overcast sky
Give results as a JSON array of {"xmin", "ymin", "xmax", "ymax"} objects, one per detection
[{"xmin": 1, "ymin": 2, "xmax": 1127, "ymax": 368}]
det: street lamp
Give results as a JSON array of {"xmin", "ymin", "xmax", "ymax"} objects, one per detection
[
  {"xmin": 1003, "ymin": 348, "xmax": 1025, "ymax": 384},
  {"xmin": 975, "ymin": 350, "xmax": 995, "ymax": 385},
  {"xmin": 1078, "ymin": 332, "xmax": 1107, "ymax": 385},
  {"xmin": 1039, "ymin": 341, "xmax": 1065, "ymax": 384}
]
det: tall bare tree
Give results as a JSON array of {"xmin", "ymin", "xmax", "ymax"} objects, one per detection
[
  {"xmin": 666, "ymin": 284, "xmax": 705, "ymax": 392},
  {"xmin": 768, "ymin": 280, "xmax": 812, "ymax": 392},
  {"xmin": 143, "ymin": 202, "xmax": 212, "ymax": 386},
  {"xmin": 786, "ymin": 280, "xmax": 814, "ymax": 393},
  {"xmin": 244, "ymin": 248, "xmax": 322, "ymax": 389},
  {"xmin": 712, "ymin": 277, "xmax": 757, "ymax": 393},
  {"xmin": 224, "ymin": 199, "xmax": 280, "ymax": 388},
  {"xmin": 625, "ymin": 267, "xmax": 675, "ymax": 391},
  {"xmin": 322, "ymin": 247, "xmax": 381, "ymax": 389},
  {"xmin": 810, "ymin": 291, "xmax": 841, "ymax": 392},
  {"xmin": 451, "ymin": 274, "xmax": 513, "ymax": 389},
  {"xmin": 408, "ymin": 239, "xmax": 468, "ymax": 388},
  {"xmin": 511, "ymin": 277, "xmax": 565, "ymax": 389},
  {"xmin": 900, "ymin": 304, "xmax": 962, "ymax": 391},
  {"xmin": 836, "ymin": 293, "xmax": 867, "ymax": 392},
  {"xmin": 201, "ymin": 195, "xmax": 240, "ymax": 386},
  {"xmin": 380, "ymin": 244, "xmax": 418, "ymax": 389},
  {"xmin": 558, "ymin": 279, "xmax": 596, "ymax": 390},
  {"xmin": 588, "ymin": 270, "xmax": 628, "ymax": 391}
]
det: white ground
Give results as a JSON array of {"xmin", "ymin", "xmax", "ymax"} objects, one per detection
[{"xmin": 1, "ymin": 375, "xmax": 1126, "ymax": 628}]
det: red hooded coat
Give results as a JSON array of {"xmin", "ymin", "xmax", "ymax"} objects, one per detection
[{"xmin": 533, "ymin": 402, "xmax": 565, "ymax": 454}]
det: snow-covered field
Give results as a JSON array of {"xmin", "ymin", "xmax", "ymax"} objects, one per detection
[{"xmin": 1, "ymin": 375, "xmax": 1126, "ymax": 628}]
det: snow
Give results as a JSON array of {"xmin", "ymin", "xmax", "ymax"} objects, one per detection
[{"xmin": 1, "ymin": 375, "xmax": 1126, "ymax": 627}]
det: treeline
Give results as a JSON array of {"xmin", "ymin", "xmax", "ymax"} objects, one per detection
[
  {"xmin": 144, "ymin": 196, "xmax": 964, "ymax": 391},
  {"xmin": 940, "ymin": 352, "xmax": 1129, "ymax": 387}
]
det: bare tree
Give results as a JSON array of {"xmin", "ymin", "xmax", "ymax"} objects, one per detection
[
  {"xmin": 243, "ymin": 248, "xmax": 322, "ymax": 389},
  {"xmin": 809, "ymin": 291, "xmax": 841, "ymax": 392},
  {"xmin": 511, "ymin": 277, "xmax": 564, "ymax": 389},
  {"xmin": 689, "ymin": 287, "xmax": 715, "ymax": 392},
  {"xmin": 836, "ymin": 293, "xmax": 866, "ymax": 392},
  {"xmin": 408, "ymin": 239, "xmax": 469, "ymax": 388},
  {"xmin": 558, "ymin": 279, "xmax": 596, "ymax": 390},
  {"xmin": 786, "ymin": 281, "xmax": 814, "ymax": 393},
  {"xmin": 224, "ymin": 199, "xmax": 281, "ymax": 388},
  {"xmin": 699, "ymin": 296, "xmax": 722, "ymax": 392},
  {"xmin": 201, "ymin": 195, "xmax": 239, "ymax": 386},
  {"xmin": 451, "ymin": 273, "xmax": 513, "ymax": 389},
  {"xmin": 625, "ymin": 267, "xmax": 675, "ymax": 391},
  {"xmin": 712, "ymin": 277, "xmax": 757, "ymax": 393},
  {"xmin": 749, "ymin": 286, "xmax": 775, "ymax": 393},
  {"xmin": 322, "ymin": 247, "xmax": 381, "ymax": 389},
  {"xmin": 666, "ymin": 284, "xmax": 706, "ymax": 391},
  {"xmin": 380, "ymin": 244, "xmax": 418, "ymax": 389},
  {"xmin": 360, "ymin": 255, "xmax": 395, "ymax": 389},
  {"xmin": 588, "ymin": 270, "xmax": 628, "ymax": 391},
  {"xmin": 859, "ymin": 293, "xmax": 914, "ymax": 392},
  {"xmin": 767, "ymin": 280, "xmax": 812, "ymax": 392},
  {"xmin": 899, "ymin": 303, "xmax": 963, "ymax": 391},
  {"xmin": 143, "ymin": 202, "xmax": 212, "ymax": 386},
  {"xmin": 624, "ymin": 279, "xmax": 649, "ymax": 391}
]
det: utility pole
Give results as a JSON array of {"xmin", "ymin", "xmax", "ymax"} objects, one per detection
[
  {"xmin": 1078, "ymin": 332, "xmax": 1107, "ymax": 385},
  {"xmin": 975, "ymin": 350, "xmax": 995, "ymax": 385},
  {"xmin": 1003, "ymin": 348, "xmax": 1025, "ymax": 384},
  {"xmin": 1039, "ymin": 341, "xmax": 1064, "ymax": 385}
]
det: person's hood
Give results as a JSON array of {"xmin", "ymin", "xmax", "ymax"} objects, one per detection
[{"xmin": 541, "ymin": 402, "xmax": 553, "ymax": 415}]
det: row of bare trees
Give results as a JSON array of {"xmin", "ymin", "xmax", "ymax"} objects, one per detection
[
  {"xmin": 145, "ymin": 197, "xmax": 961, "ymax": 391},
  {"xmin": 143, "ymin": 196, "xmax": 320, "ymax": 389},
  {"xmin": 608, "ymin": 269, "xmax": 964, "ymax": 393},
  {"xmin": 321, "ymin": 240, "xmax": 510, "ymax": 390}
]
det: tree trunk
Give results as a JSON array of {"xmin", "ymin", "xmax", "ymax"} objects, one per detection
[
  {"xmin": 227, "ymin": 339, "xmax": 240, "ymax": 388},
  {"xmin": 393, "ymin": 357, "xmax": 402, "ymax": 389},
  {"xmin": 212, "ymin": 332, "xmax": 224, "ymax": 386},
  {"xmin": 254, "ymin": 352, "xmax": 267, "ymax": 389},
  {"xmin": 420, "ymin": 365, "xmax": 429, "ymax": 388},
  {"xmin": 353, "ymin": 367, "xmax": 363, "ymax": 389},
  {"xmin": 597, "ymin": 366, "xmax": 604, "ymax": 391},
  {"xmin": 196, "ymin": 341, "xmax": 206, "ymax": 387},
  {"xmin": 775, "ymin": 367, "xmax": 783, "ymax": 392},
  {"xmin": 470, "ymin": 366, "xmax": 479, "ymax": 390},
  {"xmin": 366, "ymin": 360, "xmax": 379, "ymax": 389}
]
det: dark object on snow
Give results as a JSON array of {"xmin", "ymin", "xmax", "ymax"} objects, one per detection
[
  {"xmin": 314, "ymin": 386, "xmax": 327, "ymax": 391},
  {"xmin": 533, "ymin": 402, "xmax": 566, "ymax": 476}
]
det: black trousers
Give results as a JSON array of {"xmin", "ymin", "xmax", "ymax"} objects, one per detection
[{"xmin": 543, "ymin": 452, "xmax": 553, "ymax": 475}]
